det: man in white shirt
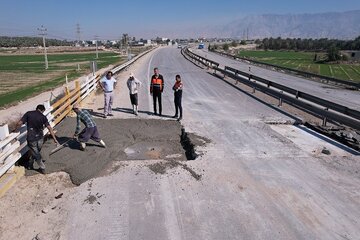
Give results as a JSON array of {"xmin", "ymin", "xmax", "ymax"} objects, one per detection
[{"xmin": 100, "ymin": 71, "xmax": 117, "ymax": 118}]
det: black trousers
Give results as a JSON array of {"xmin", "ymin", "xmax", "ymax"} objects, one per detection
[
  {"xmin": 174, "ymin": 95, "xmax": 182, "ymax": 117},
  {"xmin": 152, "ymin": 91, "xmax": 162, "ymax": 114},
  {"xmin": 130, "ymin": 93, "xmax": 138, "ymax": 105}
]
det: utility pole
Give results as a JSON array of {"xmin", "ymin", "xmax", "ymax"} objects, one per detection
[
  {"xmin": 38, "ymin": 25, "xmax": 48, "ymax": 69},
  {"xmin": 128, "ymin": 35, "xmax": 132, "ymax": 60},
  {"xmin": 76, "ymin": 23, "xmax": 81, "ymax": 46},
  {"xmin": 118, "ymin": 36, "xmax": 123, "ymax": 57},
  {"xmin": 122, "ymin": 33, "xmax": 129, "ymax": 57},
  {"xmin": 94, "ymin": 35, "xmax": 99, "ymax": 59}
]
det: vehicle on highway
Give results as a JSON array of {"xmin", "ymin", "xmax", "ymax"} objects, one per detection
[
  {"xmin": 177, "ymin": 44, "xmax": 182, "ymax": 49},
  {"xmin": 198, "ymin": 43, "xmax": 205, "ymax": 49}
]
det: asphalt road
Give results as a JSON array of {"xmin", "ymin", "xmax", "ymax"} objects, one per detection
[
  {"xmin": 55, "ymin": 46, "xmax": 360, "ymax": 240},
  {"xmin": 192, "ymin": 48, "xmax": 360, "ymax": 110}
]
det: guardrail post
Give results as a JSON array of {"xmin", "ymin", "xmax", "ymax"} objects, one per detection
[
  {"xmin": 44, "ymin": 100, "xmax": 50, "ymax": 110},
  {"xmin": 65, "ymin": 85, "xmax": 71, "ymax": 113},
  {"xmin": 322, "ymin": 108, "xmax": 328, "ymax": 126},
  {"xmin": 252, "ymin": 81, "xmax": 256, "ymax": 93},
  {"xmin": 296, "ymin": 91, "xmax": 299, "ymax": 99},
  {"xmin": 234, "ymin": 71, "xmax": 239, "ymax": 84},
  {"xmin": 84, "ymin": 77, "xmax": 89, "ymax": 97},
  {"xmin": 75, "ymin": 80, "xmax": 81, "ymax": 104},
  {"xmin": 278, "ymin": 91, "xmax": 283, "ymax": 107},
  {"xmin": 248, "ymin": 74, "xmax": 252, "ymax": 81},
  {"xmin": 0, "ymin": 124, "xmax": 9, "ymax": 141}
]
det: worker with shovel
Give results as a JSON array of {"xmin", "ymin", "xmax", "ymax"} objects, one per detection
[{"xmin": 72, "ymin": 103, "xmax": 106, "ymax": 150}]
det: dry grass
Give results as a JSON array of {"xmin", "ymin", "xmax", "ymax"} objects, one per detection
[
  {"xmin": 0, "ymin": 71, "xmax": 66, "ymax": 94},
  {"xmin": 51, "ymin": 61, "xmax": 89, "ymax": 67}
]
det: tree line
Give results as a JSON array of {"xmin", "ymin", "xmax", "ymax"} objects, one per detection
[
  {"xmin": 0, "ymin": 36, "xmax": 74, "ymax": 48},
  {"xmin": 257, "ymin": 36, "xmax": 360, "ymax": 51}
]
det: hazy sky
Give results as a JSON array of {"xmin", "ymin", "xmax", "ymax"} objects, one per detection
[{"xmin": 1, "ymin": 0, "xmax": 359, "ymax": 39}]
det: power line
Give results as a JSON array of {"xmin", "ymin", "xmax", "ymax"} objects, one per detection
[
  {"xmin": 38, "ymin": 25, "xmax": 48, "ymax": 70},
  {"xmin": 47, "ymin": 34, "xmax": 76, "ymax": 41}
]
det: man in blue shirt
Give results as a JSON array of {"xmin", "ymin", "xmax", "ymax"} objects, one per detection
[
  {"xmin": 100, "ymin": 71, "xmax": 117, "ymax": 118},
  {"xmin": 72, "ymin": 103, "xmax": 106, "ymax": 150}
]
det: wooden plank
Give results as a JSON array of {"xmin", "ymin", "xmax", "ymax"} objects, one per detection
[
  {"xmin": 43, "ymin": 106, "xmax": 53, "ymax": 116},
  {"xmin": 53, "ymin": 107, "xmax": 72, "ymax": 126},
  {"xmin": 0, "ymin": 132, "xmax": 20, "ymax": 150},
  {"xmin": 18, "ymin": 142, "xmax": 28, "ymax": 155},
  {"xmin": 80, "ymin": 76, "xmax": 97, "ymax": 88},
  {"xmin": 0, "ymin": 152, "xmax": 21, "ymax": 177},
  {"xmin": 52, "ymin": 98, "xmax": 72, "ymax": 117},
  {"xmin": 53, "ymin": 85, "xmax": 79, "ymax": 117},
  {"xmin": 51, "ymin": 91, "xmax": 70, "ymax": 109},
  {"xmin": 0, "ymin": 141, "xmax": 20, "ymax": 164}
]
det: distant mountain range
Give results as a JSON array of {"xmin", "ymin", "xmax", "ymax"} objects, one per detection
[{"xmin": 196, "ymin": 10, "xmax": 360, "ymax": 40}]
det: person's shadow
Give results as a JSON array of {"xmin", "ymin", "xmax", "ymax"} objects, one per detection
[
  {"xmin": 158, "ymin": 113, "xmax": 176, "ymax": 119},
  {"xmin": 76, "ymin": 108, "xmax": 104, "ymax": 118},
  {"xmin": 86, "ymin": 107, "xmax": 176, "ymax": 119},
  {"xmin": 55, "ymin": 136, "xmax": 81, "ymax": 151},
  {"xmin": 113, "ymin": 107, "xmax": 156, "ymax": 116}
]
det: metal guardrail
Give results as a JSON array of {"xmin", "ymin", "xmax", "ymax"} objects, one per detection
[
  {"xmin": 211, "ymin": 50, "xmax": 360, "ymax": 90},
  {"xmin": 224, "ymin": 66, "xmax": 360, "ymax": 121},
  {"xmin": 0, "ymin": 47, "xmax": 154, "ymax": 178},
  {"xmin": 183, "ymin": 47, "xmax": 360, "ymax": 131},
  {"xmin": 182, "ymin": 48, "xmax": 219, "ymax": 68},
  {"xmin": 112, "ymin": 47, "xmax": 154, "ymax": 74}
]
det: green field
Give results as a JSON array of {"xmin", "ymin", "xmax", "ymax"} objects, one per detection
[
  {"xmin": 0, "ymin": 52, "xmax": 125, "ymax": 107},
  {"xmin": 238, "ymin": 50, "xmax": 360, "ymax": 82}
]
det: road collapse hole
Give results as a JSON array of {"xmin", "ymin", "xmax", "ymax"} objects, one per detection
[{"xmin": 181, "ymin": 127, "xmax": 197, "ymax": 160}]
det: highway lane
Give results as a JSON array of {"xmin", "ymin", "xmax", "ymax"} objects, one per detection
[
  {"xmin": 192, "ymin": 48, "xmax": 360, "ymax": 110},
  {"xmin": 60, "ymin": 46, "xmax": 360, "ymax": 239}
]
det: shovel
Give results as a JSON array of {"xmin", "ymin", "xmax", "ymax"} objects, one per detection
[{"xmin": 49, "ymin": 139, "xmax": 71, "ymax": 155}]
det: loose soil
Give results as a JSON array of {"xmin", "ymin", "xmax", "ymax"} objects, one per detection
[
  {"xmin": 147, "ymin": 160, "xmax": 202, "ymax": 180},
  {"xmin": 0, "ymin": 172, "xmax": 74, "ymax": 240}
]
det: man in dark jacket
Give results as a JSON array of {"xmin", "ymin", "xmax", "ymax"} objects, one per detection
[
  {"xmin": 15, "ymin": 104, "xmax": 59, "ymax": 174},
  {"xmin": 150, "ymin": 67, "xmax": 164, "ymax": 116}
]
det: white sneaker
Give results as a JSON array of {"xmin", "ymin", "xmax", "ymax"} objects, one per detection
[
  {"xmin": 99, "ymin": 140, "xmax": 106, "ymax": 148},
  {"xmin": 80, "ymin": 142, "xmax": 86, "ymax": 150},
  {"xmin": 36, "ymin": 159, "xmax": 46, "ymax": 169}
]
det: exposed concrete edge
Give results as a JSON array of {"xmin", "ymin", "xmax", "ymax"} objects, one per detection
[{"xmin": 0, "ymin": 166, "xmax": 25, "ymax": 198}]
